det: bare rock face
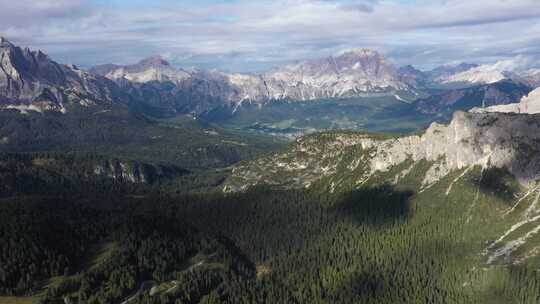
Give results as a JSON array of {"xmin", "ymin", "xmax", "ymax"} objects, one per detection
[
  {"xmin": 261, "ymin": 49, "xmax": 410, "ymax": 101},
  {"xmin": 363, "ymin": 111, "xmax": 540, "ymax": 186},
  {"xmin": 95, "ymin": 49, "xmax": 413, "ymax": 114},
  {"xmin": 427, "ymin": 63, "xmax": 479, "ymax": 81},
  {"xmin": 440, "ymin": 67, "xmax": 507, "ymax": 85},
  {"xmin": 93, "ymin": 159, "xmax": 187, "ymax": 184},
  {"xmin": 225, "ymin": 111, "xmax": 540, "ymax": 192},
  {"xmin": 210, "ymin": 49, "xmax": 412, "ymax": 108},
  {"xmin": 471, "ymin": 88, "xmax": 540, "ymax": 114},
  {"xmin": 521, "ymin": 69, "xmax": 540, "ymax": 88},
  {"xmin": 0, "ymin": 37, "xmax": 125, "ymax": 113},
  {"xmin": 398, "ymin": 65, "xmax": 428, "ymax": 87},
  {"xmin": 92, "ymin": 56, "xmax": 191, "ymax": 84}
]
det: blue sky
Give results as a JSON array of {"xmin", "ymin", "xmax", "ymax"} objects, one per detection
[{"xmin": 0, "ymin": 0, "xmax": 539, "ymax": 72}]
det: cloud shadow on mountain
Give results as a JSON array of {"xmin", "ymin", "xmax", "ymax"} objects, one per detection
[
  {"xmin": 470, "ymin": 167, "xmax": 519, "ymax": 204},
  {"xmin": 332, "ymin": 184, "xmax": 414, "ymax": 227}
]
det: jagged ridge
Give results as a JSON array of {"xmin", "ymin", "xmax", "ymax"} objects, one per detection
[{"xmin": 0, "ymin": 37, "xmax": 126, "ymax": 113}]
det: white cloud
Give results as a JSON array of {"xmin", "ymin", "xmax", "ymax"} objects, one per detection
[{"xmin": 0, "ymin": 0, "xmax": 539, "ymax": 72}]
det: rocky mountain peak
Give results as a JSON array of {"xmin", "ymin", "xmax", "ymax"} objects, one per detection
[
  {"xmin": 136, "ymin": 55, "xmax": 171, "ymax": 68},
  {"xmin": 399, "ymin": 65, "xmax": 421, "ymax": 73},
  {"xmin": 257, "ymin": 47, "xmax": 408, "ymax": 102},
  {"xmin": 335, "ymin": 49, "xmax": 387, "ymax": 69},
  {"xmin": 95, "ymin": 54, "xmax": 192, "ymax": 84},
  {"xmin": 0, "ymin": 39, "xmax": 126, "ymax": 113},
  {"xmin": 0, "ymin": 38, "xmax": 18, "ymax": 60},
  {"xmin": 0, "ymin": 36, "xmax": 14, "ymax": 47},
  {"xmin": 339, "ymin": 48, "xmax": 380, "ymax": 58},
  {"xmin": 428, "ymin": 62, "xmax": 479, "ymax": 79},
  {"xmin": 0, "ymin": 36, "xmax": 15, "ymax": 48}
]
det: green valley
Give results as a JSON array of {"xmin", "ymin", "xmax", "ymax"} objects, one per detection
[{"xmin": 204, "ymin": 96, "xmax": 434, "ymax": 137}]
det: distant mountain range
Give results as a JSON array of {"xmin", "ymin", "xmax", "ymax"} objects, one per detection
[
  {"xmin": 415, "ymin": 79, "xmax": 533, "ymax": 117},
  {"xmin": 91, "ymin": 48, "xmax": 417, "ymax": 113},
  {"xmin": 1, "ymin": 37, "xmax": 538, "ymax": 118}
]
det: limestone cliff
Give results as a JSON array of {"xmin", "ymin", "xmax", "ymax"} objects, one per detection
[{"xmin": 225, "ymin": 111, "xmax": 540, "ymax": 192}]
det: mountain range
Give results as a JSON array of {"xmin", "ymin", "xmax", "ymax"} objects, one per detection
[
  {"xmin": 5, "ymin": 36, "xmax": 540, "ymax": 304},
  {"xmin": 1, "ymin": 37, "xmax": 538, "ymax": 120},
  {"xmin": 90, "ymin": 48, "xmax": 416, "ymax": 115}
]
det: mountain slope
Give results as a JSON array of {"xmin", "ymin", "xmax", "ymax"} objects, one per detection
[
  {"xmin": 93, "ymin": 49, "xmax": 417, "ymax": 115},
  {"xmin": 225, "ymin": 111, "xmax": 540, "ymax": 191},
  {"xmin": 521, "ymin": 69, "xmax": 540, "ymax": 88},
  {"xmin": 204, "ymin": 95, "xmax": 433, "ymax": 138},
  {"xmin": 0, "ymin": 107, "xmax": 283, "ymax": 170},
  {"xmin": 222, "ymin": 109, "xmax": 540, "ymax": 280},
  {"xmin": 0, "ymin": 37, "xmax": 126, "ymax": 113},
  {"xmin": 414, "ymin": 79, "xmax": 532, "ymax": 117},
  {"xmin": 4, "ymin": 110, "xmax": 540, "ymax": 303},
  {"xmin": 471, "ymin": 87, "xmax": 540, "ymax": 114},
  {"xmin": 91, "ymin": 56, "xmax": 191, "ymax": 84},
  {"xmin": 427, "ymin": 63, "xmax": 479, "ymax": 81},
  {"xmin": 260, "ymin": 49, "xmax": 412, "ymax": 101},
  {"xmin": 440, "ymin": 66, "xmax": 508, "ymax": 85}
]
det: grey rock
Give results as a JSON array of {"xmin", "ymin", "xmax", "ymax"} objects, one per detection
[
  {"xmin": 0, "ymin": 37, "xmax": 127, "ymax": 113},
  {"xmin": 225, "ymin": 111, "xmax": 540, "ymax": 192}
]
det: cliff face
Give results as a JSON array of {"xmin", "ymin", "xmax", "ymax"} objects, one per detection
[
  {"xmin": 93, "ymin": 159, "xmax": 188, "ymax": 184},
  {"xmin": 94, "ymin": 49, "xmax": 414, "ymax": 115},
  {"xmin": 0, "ymin": 38, "xmax": 126, "ymax": 113},
  {"xmin": 471, "ymin": 87, "xmax": 540, "ymax": 115},
  {"xmin": 225, "ymin": 111, "xmax": 540, "ymax": 192}
]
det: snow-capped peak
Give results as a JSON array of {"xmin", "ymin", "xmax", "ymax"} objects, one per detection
[
  {"xmin": 440, "ymin": 56, "xmax": 533, "ymax": 85},
  {"xmin": 442, "ymin": 67, "xmax": 507, "ymax": 85}
]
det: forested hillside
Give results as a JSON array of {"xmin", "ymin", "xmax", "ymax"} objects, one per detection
[
  {"xmin": 0, "ymin": 107, "xmax": 283, "ymax": 170},
  {"xmin": 2, "ymin": 107, "xmax": 540, "ymax": 304},
  {"xmin": 2, "ymin": 143, "xmax": 540, "ymax": 303}
]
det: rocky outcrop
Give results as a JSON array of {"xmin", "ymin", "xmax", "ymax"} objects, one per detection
[
  {"xmin": 471, "ymin": 87, "xmax": 540, "ymax": 114},
  {"xmin": 0, "ymin": 37, "xmax": 127, "ymax": 113},
  {"xmin": 358, "ymin": 111, "xmax": 540, "ymax": 186},
  {"xmin": 93, "ymin": 159, "xmax": 188, "ymax": 183},
  {"xmin": 225, "ymin": 111, "xmax": 540, "ymax": 192}
]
